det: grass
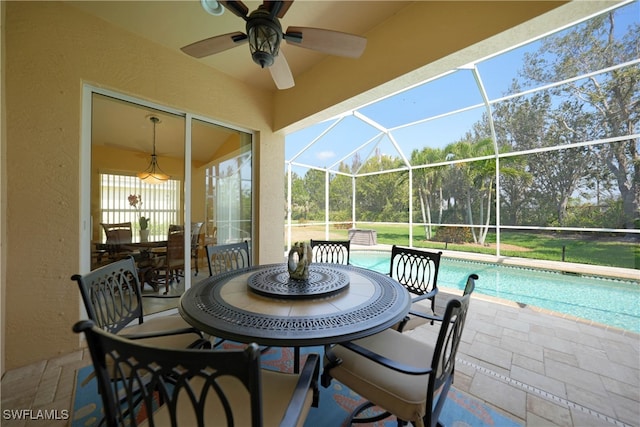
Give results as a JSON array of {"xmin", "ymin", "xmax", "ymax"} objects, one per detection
[{"xmin": 288, "ymin": 223, "xmax": 639, "ymax": 270}]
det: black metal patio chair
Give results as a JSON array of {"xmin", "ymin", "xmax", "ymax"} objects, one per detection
[{"xmin": 74, "ymin": 320, "xmax": 320, "ymax": 427}]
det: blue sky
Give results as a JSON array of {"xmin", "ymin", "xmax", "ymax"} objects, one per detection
[{"xmin": 285, "ymin": 0, "xmax": 639, "ymax": 172}]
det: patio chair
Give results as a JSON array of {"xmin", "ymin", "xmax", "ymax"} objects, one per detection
[
  {"xmin": 406, "ymin": 274, "xmax": 478, "ymax": 326},
  {"xmin": 389, "ymin": 245, "xmax": 442, "ymax": 332},
  {"xmin": 321, "ymin": 288, "xmax": 473, "ymax": 427},
  {"xmin": 205, "ymin": 240, "xmax": 251, "ymax": 276},
  {"xmin": 71, "ymin": 256, "xmax": 206, "ymax": 351},
  {"xmin": 310, "ymin": 239, "xmax": 351, "ymax": 265},
  {"xmin": 74, "ymin": 319, "xmax": 320, "ymax": 427}
]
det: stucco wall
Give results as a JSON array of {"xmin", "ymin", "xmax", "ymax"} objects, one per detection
[
  {"xmin": 1, "ymin": 0, "xmax": 7, "ymax": 377},
  {"xmin": 3, "ymin": 1, "xmax": 281, "ymax": 369}
]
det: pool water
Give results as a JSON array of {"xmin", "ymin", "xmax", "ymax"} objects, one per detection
[{"xmin": 350, "ymin": 251, "xmax": 640, "ymax": 333}]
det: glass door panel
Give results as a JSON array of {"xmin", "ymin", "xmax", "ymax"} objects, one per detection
[
  {"xmin": 90, "ymin": 93, "xmax": 186, "ymax": 310},
  {"xmin": 191, "ymin": 119, "xmax": 252, "ymax": 284}
]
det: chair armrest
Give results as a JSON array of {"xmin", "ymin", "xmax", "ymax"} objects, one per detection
[
  {"xmin": 411, "ymin": 287, "xmax": 438, "ymax": 303},
  {"xmin": 407, "ymin": 309, "xmax": 444, "ymax": 323},
  {"xmin": 280, "ymin": 353, "xmax": 320, "ymax": 426},
  {"xmin": 338, "ymin": 341, "xmax": 432, "ymax": 376},
  {"xmin": 119, "ymin": 327, "xmax": 202, "ymax": 341}
]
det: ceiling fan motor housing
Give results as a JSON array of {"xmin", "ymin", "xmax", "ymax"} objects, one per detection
[{"xmin": 246, "ymin": 7, "xmax": 283, "ymax": 68}]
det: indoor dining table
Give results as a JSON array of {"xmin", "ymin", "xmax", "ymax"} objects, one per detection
[{"xmin": 179, "ymin": 263, "xmax": 411, "ymax": 371}]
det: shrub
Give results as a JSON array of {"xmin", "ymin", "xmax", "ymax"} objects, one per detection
[{"xmin": 433, "ymin": 226, "xmax": 472, "ymax": 244}]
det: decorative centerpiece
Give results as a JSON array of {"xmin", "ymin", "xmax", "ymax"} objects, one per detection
[
  {"xmin": 128, "ymin": 194, "xmax": 150, "ymax": 242},
  {"xmin": 287, "ymin": 241, "xmax": 312, "ymax": 281}
]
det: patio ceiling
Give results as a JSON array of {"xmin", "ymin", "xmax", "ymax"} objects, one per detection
[{"xmin": 67, "ymin": 0, "xmax": 411, "ymax": 92}]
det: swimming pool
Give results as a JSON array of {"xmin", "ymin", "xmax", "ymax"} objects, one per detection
[{"xmin": 350, "ymin": 250, "xmax": 640, "ymax": 333}]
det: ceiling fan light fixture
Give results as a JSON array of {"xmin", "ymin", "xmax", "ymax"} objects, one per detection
[
  {"xmin": 201, "ymin": 0, "xmax": 224, "ymax": 16},
  {"xmin": 247, "ymin": 9, "xmax": 282, "ymax": 68},
  {"xmin": 138, "ymin": 116, "xmax": 169, "ymax": 184}
]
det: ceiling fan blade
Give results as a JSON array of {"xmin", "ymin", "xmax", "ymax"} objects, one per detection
[
  {"xmin": 181, "ymin": 32, "xmax": 248, "ymax": 58},
  {"xmin": 269, "ymin": 51, "xmax": 294, "ymax": 90},
  {"xmin": 264, "ymin": 1, "xmax": 294, "ymax": 18},
  {"xmin": 220, "ymin": 1, "xmax": 249, "ymax": 18},
  {"xmin": 284, "ymin": 27, "xmax": 367, "ymax": 58}
]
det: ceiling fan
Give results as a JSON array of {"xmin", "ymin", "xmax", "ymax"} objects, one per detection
[{"xmin": 181, "ymin": 0, "xmax": 367, "ymax": 90}]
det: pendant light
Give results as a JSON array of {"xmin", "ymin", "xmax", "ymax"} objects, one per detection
[{"xmin": 137, "ymin": 116, "xmax": 169, "ymax": 184}]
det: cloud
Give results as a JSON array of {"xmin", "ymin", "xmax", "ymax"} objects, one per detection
[{"xmin": 316, "ymin": 151, "xmax": 336, "ymax": 160}]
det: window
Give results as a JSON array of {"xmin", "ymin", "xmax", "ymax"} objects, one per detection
[{"xmin": 99, "ymin": 173, "xmax": 181, "ymax": 242}]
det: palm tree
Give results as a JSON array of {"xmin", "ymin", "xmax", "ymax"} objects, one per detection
[
  {"xmin": 411, "ymin": 147, "xmax": 446, "ymax": 239},
  {"xmin": 444, "ymin": 139, "xmax": 496, "ymax": 245}
]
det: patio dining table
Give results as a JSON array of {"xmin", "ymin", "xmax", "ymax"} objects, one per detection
[{"xmin": 179, "ymin": 263, "xmax": 411, "ymax": 371}]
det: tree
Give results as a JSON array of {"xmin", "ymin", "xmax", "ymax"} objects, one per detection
[
  {"xmin": 356, "ymin": 152, "xmax": 408, "ymax": 222},
  {"xmin": 442, "ymin": 139, "xmax": 496, "ymax": 244},
  {"xmin": 521, "ymin": 10, "xmax": 639, "ymax": 231},
  {"xmin": 410, "ymin": 147, "xmax": 446, "ymax": 239}
]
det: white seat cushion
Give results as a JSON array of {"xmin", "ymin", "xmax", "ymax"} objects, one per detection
[{"xmin": 326, "ymin": 329, "xmax": 437, "ymax": 425}]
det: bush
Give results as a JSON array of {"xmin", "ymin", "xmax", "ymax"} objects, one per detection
[{"xmin": 433, "ymin": 226, "xmax": 472, "ymax": 244}]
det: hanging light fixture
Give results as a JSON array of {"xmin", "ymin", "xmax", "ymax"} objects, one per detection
[
  {"xmin": 137, "ymin": 116, "xmax": 169, "ymax": 184},
  {"xmin": 246, "ymin": 5, "xmax": 282, "ymax": 68}
]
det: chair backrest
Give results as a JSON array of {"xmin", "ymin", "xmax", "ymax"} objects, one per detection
[
  {"xmin": 463, "ymin": 273, "xmax": 478, "ymax": 296},
  {"xmin": 206, "ymin": 241, "xmax": 251, "ymax": 276},
  {"xmin": 71, "ymin": 256, "xmax": 143, "ymax": 334},
  {"xmin": 389, "ymin": 245, "xmax": 442, "ymax": 296},
  {"xmin": 73, "ymin": 320, "xmax": 266, "ymax": 427},
  {"xmin": 166, "ymin": 227, "xmax": 185, "ymax": 268},
  {"xmin": 427, "ymin": 283, "xmax": 474, "ymax": 427},
  {"xmin": 191, "ymin": 222, "xmax": 204, "ymax": 248},
  {"xmin": 310, "ymin": 239, "xmax": 351, "ymax": 265},
  {"xmin": 100, "ymin": 222, "xmax": 132, "ymax": 245}
]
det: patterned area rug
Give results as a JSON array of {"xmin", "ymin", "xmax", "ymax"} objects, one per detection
[{"xmin": 72, "ymin": 345, "xmax": 522, "ymax": 427}]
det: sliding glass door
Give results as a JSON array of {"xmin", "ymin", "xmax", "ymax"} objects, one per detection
[{"xmin": 84, "ymin": 87, "xmax": 253, "ymax": 313}]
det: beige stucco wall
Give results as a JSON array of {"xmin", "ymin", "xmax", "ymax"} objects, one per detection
[
  {"xmin": 1, "ymin": 0, "xmax": 7, "ymax": 377},
  {"xmin": 3, "ymin": 1, "xmax": 281, "ymax": 370}
]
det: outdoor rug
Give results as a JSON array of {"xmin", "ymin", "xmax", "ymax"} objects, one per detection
[{"xmin": 72, "ymin": 345, "xmax": 522, "ymax": 427}]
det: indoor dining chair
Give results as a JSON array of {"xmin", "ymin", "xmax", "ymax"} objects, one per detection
[
  {"xmin": 310, "ymin": 239, "xmax": 351, "ymax": 265},
  {"xmin": 74, "ymin": 319, "xmax": 320, "ymax": 427},
  {"xmin": 190, "ymin": 221, "xmax": 204, "ymax": 276},
  {"xmin": 153, "ymin": 226, "xmax": 186, "ymax": 294},
  {"xmin": 100, "ymin": 222, "xmax": 133, "ymax": 261},
  {"xmin": 321, "ymin": 277, "xmax": 474, "ymax": 427},
  {"xmin": 205, "ymin": 240, "xmax": 251, "ymax": 276},
  {"xmin": 389, "ymin": 245, "xmax": 442, "ymax": 332}
]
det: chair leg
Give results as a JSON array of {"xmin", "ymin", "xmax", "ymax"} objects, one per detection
[{"xmin": 347, "ymin": 401, "xmax": 393, "ymax": 424}]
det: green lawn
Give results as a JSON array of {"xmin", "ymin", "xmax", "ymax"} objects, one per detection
[{"xmin": 289, "ymin": 223, "xmax": 639, "ymax": 270}]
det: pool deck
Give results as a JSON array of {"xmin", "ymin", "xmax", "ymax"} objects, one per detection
[{"xmin": 411, "ymin": 288, "xmax": 640, "ymax": 427}]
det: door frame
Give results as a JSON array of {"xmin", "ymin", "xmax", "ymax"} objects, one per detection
[{"xmin": 79, "ymin": 84, "xmax": 255, "ymax": 287}]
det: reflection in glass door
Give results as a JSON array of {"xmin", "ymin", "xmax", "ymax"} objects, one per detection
[{"xmin": 191, "ymin": 119, "xmax": 252, "ymax": 284}]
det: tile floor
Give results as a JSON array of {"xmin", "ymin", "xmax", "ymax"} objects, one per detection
[{"xmin": 1, "ymin": 288, "xmax": 638, "ymax": 427}]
